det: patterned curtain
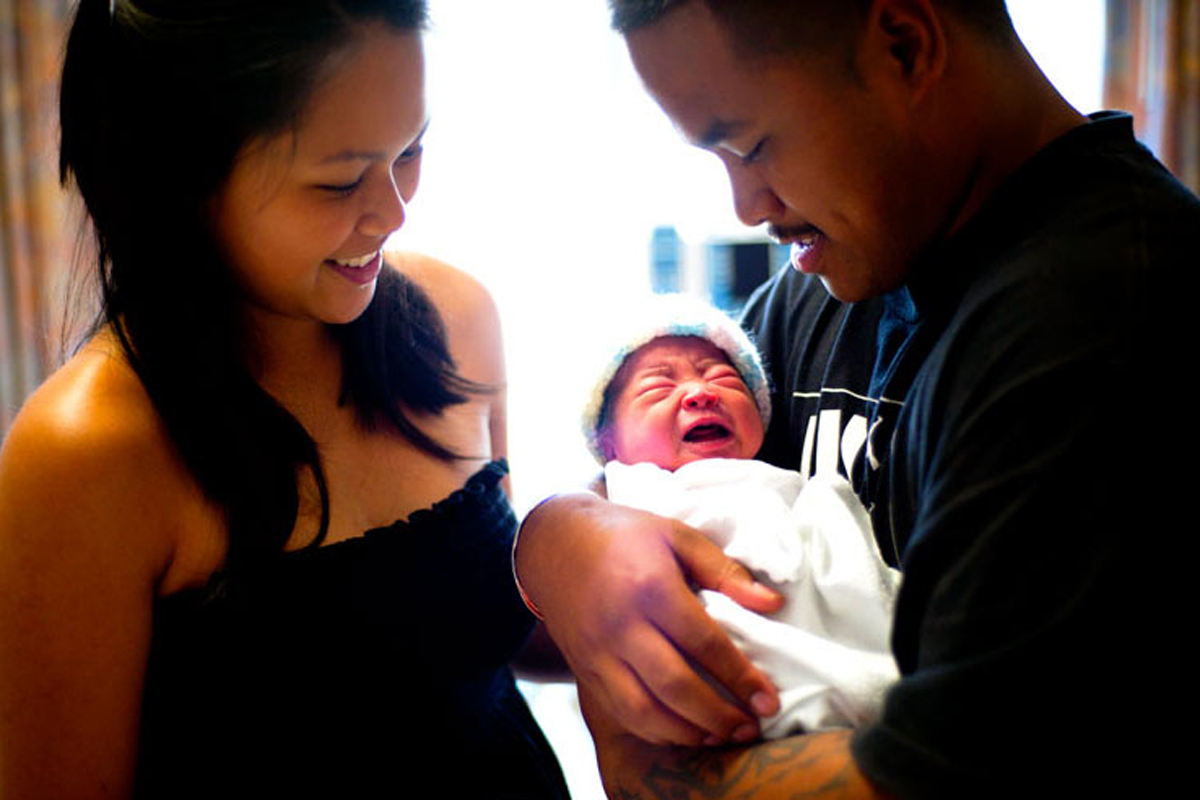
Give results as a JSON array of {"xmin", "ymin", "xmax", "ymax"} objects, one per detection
[
  {"xmin": 1105, "ymin": 0, "xmax": 1200, "ymax": 192},
  {"xmin": 0, "ymin": 0, "xmax": 72, "ymax": 437}
]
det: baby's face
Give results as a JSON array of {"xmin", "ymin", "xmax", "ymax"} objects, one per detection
[{"xmin": 607, "ymin": 336, "xmax": 765, "ymax": 470}]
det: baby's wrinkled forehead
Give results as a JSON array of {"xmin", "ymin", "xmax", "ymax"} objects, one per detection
[
  {"xmin": 610, "ymin": 335, "xmax": 742, "ymax": 401},
  {"xmin": 622, "ymin": 335, "xmax": 736, "ymax": 379}
]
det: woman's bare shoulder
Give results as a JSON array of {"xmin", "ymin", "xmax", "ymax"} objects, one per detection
[
  {"xmin": 385, "ymin": 251, "xmax": 505, "ymax": 381},
  {"xmin": 386, "ymin": 250, "xmax": 498, "ymax": 319},
  {"xmin": 0, "ymin": 336, "xmax": 218, "ymax": 592}
]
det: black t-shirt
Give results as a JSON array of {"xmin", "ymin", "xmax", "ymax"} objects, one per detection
[{"xmin": 741, "ymin": 112, "xmax": 1198, "ymax": 798}]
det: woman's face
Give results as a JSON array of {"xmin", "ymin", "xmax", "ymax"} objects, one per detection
[{"xmin": 211, "ymin": 24, "xmax": 427, "ymax": 332}]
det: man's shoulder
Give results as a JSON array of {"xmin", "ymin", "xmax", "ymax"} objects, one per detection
[
  {"xmin": 1001, "ymin": 112, "xmax": 1200, "ymax": 257},
  {"xmin": 944, "ymin": 114, "xmax": 1200, "ymax": 342}
]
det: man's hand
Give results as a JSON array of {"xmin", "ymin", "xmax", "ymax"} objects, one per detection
[
  {"xmin": 514, "ymin": 492, "xmax": 783, "ymax": 745},
  {"xmin": 578, "ymin": 683, "xmax": 888, "ymax": 800}
]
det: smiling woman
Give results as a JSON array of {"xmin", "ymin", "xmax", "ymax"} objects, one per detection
[
  {"xmin": 0, "ymin": 1, "xmax": 569, "ymax": 798},
  {"xmin": 211, "ymin": 25, "xmax": 427, "ymax": 329}
]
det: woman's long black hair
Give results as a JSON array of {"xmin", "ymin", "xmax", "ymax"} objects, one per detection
[{"xmin": 59, "ymin": 0, "xmax": 479, "ymax": 593}]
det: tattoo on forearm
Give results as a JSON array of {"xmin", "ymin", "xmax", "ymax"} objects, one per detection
[{"xmin": 623, "ymin": 730, "xmax": 864, "ymax": 800}]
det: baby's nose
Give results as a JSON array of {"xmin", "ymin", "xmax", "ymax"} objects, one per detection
[{"xmin": 683, "ymin": 386, "xmax": 718, "ymax": 409}]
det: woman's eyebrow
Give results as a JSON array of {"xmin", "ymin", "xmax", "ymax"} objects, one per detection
[
  {"xmin": 319, "ymin": 149, "xmax": 382, "ymax": 165},
  {"xmin": 319, "ymin": 148, "xmax": 379, "ymax": 164},
  {"xmin": 318, "ymin": 119, "xmax": 431, "ymax": 164}
]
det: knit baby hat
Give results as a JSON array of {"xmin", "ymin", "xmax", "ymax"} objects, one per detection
[{"xmin": 581, "ymin": 293, "xmax": 772, "ymax": 463}]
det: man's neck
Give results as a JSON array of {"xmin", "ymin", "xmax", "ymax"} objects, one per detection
[{"xmin": 937, "ymin": 33, "xmax": 1089, "ymax": 240}]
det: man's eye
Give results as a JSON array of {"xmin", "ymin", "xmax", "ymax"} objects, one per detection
[{"xmin": 741, "ymin": 139, "xmax": 765, "ymax": 165}]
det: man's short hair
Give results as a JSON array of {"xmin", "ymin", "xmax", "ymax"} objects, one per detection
[{"xmin": 608, "ymin": 0, "xmax": 1016, "ymax": 60}]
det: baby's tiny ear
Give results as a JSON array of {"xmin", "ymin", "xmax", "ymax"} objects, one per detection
[{"xmin": 596, "ymin": 424, "xmax": 618, "ymax": 463}]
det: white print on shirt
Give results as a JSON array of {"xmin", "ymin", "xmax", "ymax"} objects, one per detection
[{"xmin": 793, "ymin": 389, "xmax": 904, "ymax": 480}]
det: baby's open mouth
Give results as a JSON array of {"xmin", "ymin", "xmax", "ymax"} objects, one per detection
[{"xmin": 683, "ymin": 422, "xmax": 732, "ymax": 443}]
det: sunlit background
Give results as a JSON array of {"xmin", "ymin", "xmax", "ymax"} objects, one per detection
[
  {"xmin": 397, "ymin": 2, "xmax": 1108, "ymax": 797},
  {"xmin": 400, "ymin": 0, "xmax": 1108, "ymax": 516}
]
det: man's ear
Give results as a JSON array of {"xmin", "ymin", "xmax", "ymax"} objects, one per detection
[{"xmin": 863, "ymin": 0, "xmax": 948, "ymax": 104}]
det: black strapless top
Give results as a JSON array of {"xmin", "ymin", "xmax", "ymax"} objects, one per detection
[{"xmin": 135, "ymin": 460, "xmax": 569, "ymax": 799}]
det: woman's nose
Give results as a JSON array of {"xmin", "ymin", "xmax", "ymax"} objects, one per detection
[{"xmin": 358, "ymin": 176, "xmax": 407, "ymax": 237}]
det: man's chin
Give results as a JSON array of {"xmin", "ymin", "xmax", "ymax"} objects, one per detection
[
  {"xmin": 818, "ymin": 271, "xmax": 905, "ymax": 304},
  {"xmin": 818, "ymin": 275, "xmax": 868, "ymax": 303}
]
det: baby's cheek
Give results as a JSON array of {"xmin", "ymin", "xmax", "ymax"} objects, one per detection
[{"xmin": 741, "ymin": 415, "xmax": 766, "ymax": 457}]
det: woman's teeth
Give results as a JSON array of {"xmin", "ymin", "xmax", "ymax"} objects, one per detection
[{"xmin": 331, "ymin": 251, "xmax": 378, "ymax": 268}]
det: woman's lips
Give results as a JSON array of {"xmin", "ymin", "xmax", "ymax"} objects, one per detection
[{"xmin": 325, "ymin": 250, "xmax": 383, "ymax": 285}]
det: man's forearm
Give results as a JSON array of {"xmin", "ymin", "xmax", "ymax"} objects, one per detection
[{"xmin": 595, "ymin": 728, "xmax": 891, "ymax": 800}]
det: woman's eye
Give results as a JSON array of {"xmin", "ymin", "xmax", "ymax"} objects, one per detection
[
  {"xmin": 395, "ymin": 141, "xmax": 425, "ymax": 167},
  {"xmin": 318, "ymin": 178, "xmax": 363, "ymax": 197}
]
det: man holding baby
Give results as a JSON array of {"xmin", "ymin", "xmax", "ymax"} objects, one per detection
[{"xmin": 517, "ymin": 1, "xmax": 1198, "ymax": 798}]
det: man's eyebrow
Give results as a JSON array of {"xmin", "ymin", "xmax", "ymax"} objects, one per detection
[
  {"xmin": 318, "ymin": 119, "xmax": 431, "ymax": 165},
  {"xmin": 697, "ymin": 118, "xmax": 745, "ymax": 148}
]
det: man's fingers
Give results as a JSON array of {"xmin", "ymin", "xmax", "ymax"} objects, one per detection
[
  {"xmin": 660, "ymin": 521, "xmax": 782, "ymax": 718},
  {"xmin": 575, "ymin": 650, "xmax": 708, "ymax": 746},
  {"xmin": 667, "ymin": 520, "xmax": 784, "ymax": 613},
  {"xmin": 619, "ymin": 619, "xmax": 762, "ymax": 743}
]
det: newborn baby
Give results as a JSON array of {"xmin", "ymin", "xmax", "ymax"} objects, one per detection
[{"xmin": 582, "ymin": 295, "xmax": 900, "ymax": 736}]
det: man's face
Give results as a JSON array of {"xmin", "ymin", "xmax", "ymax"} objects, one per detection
[{"xmin": 625, "ymin": 2, "xmax": 939, "ymax": 302}]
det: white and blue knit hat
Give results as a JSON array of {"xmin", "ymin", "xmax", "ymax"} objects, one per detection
[{"xmin": 582, "ymin": 294, "xmax": 772, "ymax": 464}]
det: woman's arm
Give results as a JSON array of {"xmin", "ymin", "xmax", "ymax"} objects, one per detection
[{"xmin": 0, "ymin": 367, "xmax": 185, "ymax": 799}]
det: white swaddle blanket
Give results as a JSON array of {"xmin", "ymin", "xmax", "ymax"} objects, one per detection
[{"xmin": 604, "ymin": 458, "xmax": 901, "ymax": 736}]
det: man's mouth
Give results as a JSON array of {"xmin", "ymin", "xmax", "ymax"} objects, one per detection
[
  {"xmin": 768, "ymin": 222, "xmax": 821, "ymax": 246},
  {"xmin": 768, "ymin": 224, "xmax": 824, "ymax": 273},
  {"xmin": 683, "ymin": 422, "xmax": 733, "ymax": 443}
]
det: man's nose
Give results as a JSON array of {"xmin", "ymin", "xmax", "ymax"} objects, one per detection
[{"xmin": 727, "ymin": 162, "xmax": 785, "ymax": 227}]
